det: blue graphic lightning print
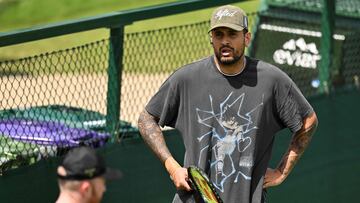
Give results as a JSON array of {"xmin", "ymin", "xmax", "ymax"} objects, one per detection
[{"xmin": 196, "ymin": 92, "xmax": 264, "ymax": 192}]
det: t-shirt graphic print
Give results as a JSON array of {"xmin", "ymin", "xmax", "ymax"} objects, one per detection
[{"xmin": 195, "ymin": 92, "xmax": 264, "ymax": 193}]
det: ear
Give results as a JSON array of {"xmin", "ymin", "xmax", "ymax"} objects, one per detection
[
  {"xmin": 79, "ymin": 181, "xmax": 91, "ymax": 195},
  {"xmin": 244, "ymin": 32, "xmax": 251, "ymax": 47}
]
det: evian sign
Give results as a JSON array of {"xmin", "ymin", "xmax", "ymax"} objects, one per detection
[{"xmin": 273, "ymin": 38, "xmax": 321, "ymax": 69}]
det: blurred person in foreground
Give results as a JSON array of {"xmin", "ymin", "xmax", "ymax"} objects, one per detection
[
  {"xmin": 55, "ymin": 146, "xmax": 122, "ymax": 203},
  {"xmin": 138, "ymin": 4, "xmax": 318, "ymax": 203}
]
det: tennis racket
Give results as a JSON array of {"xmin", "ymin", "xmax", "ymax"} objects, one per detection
[{"xmin": 188, "ymin": 166, "xmax": 223, "ymax": 203}]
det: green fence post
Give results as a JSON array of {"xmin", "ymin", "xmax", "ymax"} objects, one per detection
[
  {"xmin": 319, "ymin": 0, "xmax": 335, "ymax": 94},
  {"xmin": 106, "ymin": 26, "xmax": 124, "ymax": 142}
]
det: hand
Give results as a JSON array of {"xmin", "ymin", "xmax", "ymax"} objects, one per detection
[
  {"xmin": 170, "ymin": 167, "xmax": 192, "ymax": 191},
  {"xmin": 263, "ymin": 168, "xmax": 286, "ymax": 188}
]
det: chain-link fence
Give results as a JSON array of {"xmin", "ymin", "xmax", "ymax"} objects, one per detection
[
  {"xmin": 0, "ymin": 40, "xmax": 111, "ymax": 174},
  {"xmin": 1, "ymin": 1, "xmax": 359, "ymax": 174},
  {"xmin": 252, "ymin": 0, "xmax": 360, "ymax": 96},
  {"xmin": 341, "ymin": 33, "xmax": 360, "ymax": 88},
  {"xmin": 121, "ymin": 21, "xmax": 212, "ymax": 129}
]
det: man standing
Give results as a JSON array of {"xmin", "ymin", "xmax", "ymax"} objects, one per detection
[
  {"xmin": 138, "ymin": 5, "xmax": 318, "ymax": 203},
  {"xmin": 55, "ymin": 146, "xmax": 122, "ymax": 203}
]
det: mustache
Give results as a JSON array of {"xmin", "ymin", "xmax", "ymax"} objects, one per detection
[{"xmin": 219, "ymin": 45, "xmax": 234, "ymax": 52}]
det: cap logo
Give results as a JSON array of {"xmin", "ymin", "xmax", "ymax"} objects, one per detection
[
  {"xmin": 215, "ymin": 9, "xmax": 237, "ymax": 20},
  {"xmin": 84, "ymin": 168, "xmax": 96, "ymax": 177}
]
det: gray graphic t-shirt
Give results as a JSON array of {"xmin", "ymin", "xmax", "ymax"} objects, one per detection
[{"xmin": 145, "ymin": 56, "xmax": 313, "ymax": 203}]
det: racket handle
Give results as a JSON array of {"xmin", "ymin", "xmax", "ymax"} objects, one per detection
[{"xmin": 187, "ymin": 179, "xmax": 195, "ymax": 190}]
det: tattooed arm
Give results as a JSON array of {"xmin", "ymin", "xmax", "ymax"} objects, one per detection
[
  {"xmin": 138, "ymin": 110, "xmax": 191, "ymax": 191},
  {"xmin": 263, "ymin": 112, "xmax": 318, "ymax": 188}
]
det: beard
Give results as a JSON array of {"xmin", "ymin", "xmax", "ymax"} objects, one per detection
[{"xmin": 214, "ymin": 45, "xmax": 243, "ymax": 65}]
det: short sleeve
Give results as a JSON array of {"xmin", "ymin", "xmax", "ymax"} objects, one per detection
[
  {"xmin": 274, "ymin": 74, "xmax": 314, "ymax": 133},
  {"xmin": 145, "ymin": 75, "xmax": 180, "ymax": 128}
]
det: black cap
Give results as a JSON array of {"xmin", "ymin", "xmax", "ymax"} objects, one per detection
[{"xmin": 57, "ymin": 146, "xmax": 122, "ymax": 180}]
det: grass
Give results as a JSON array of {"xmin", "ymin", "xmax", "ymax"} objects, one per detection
[
  {"xmin": 0, "ymin": 0, "xmax": 178, "ymax": 32},
  {"xmin": 0, "ymin": 0, "xmax": 260, "ymax": 60}
]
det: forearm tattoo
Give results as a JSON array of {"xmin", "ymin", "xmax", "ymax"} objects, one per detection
[
  {"xmin": 277, "ymin": 115, "xmax": 318, "ymax": 177},
  {"xmin": 138, "ymin": 110, "xmax": 172, "ymax": 163}
]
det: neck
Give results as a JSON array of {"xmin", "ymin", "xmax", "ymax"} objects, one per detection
[
  {"xmin": 214, "ymin": 56, "xmax": 246, "ymax": 76},
  {"xmin": 56, "ymin": 192, "xmax": 85, "ymax": 203}
]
